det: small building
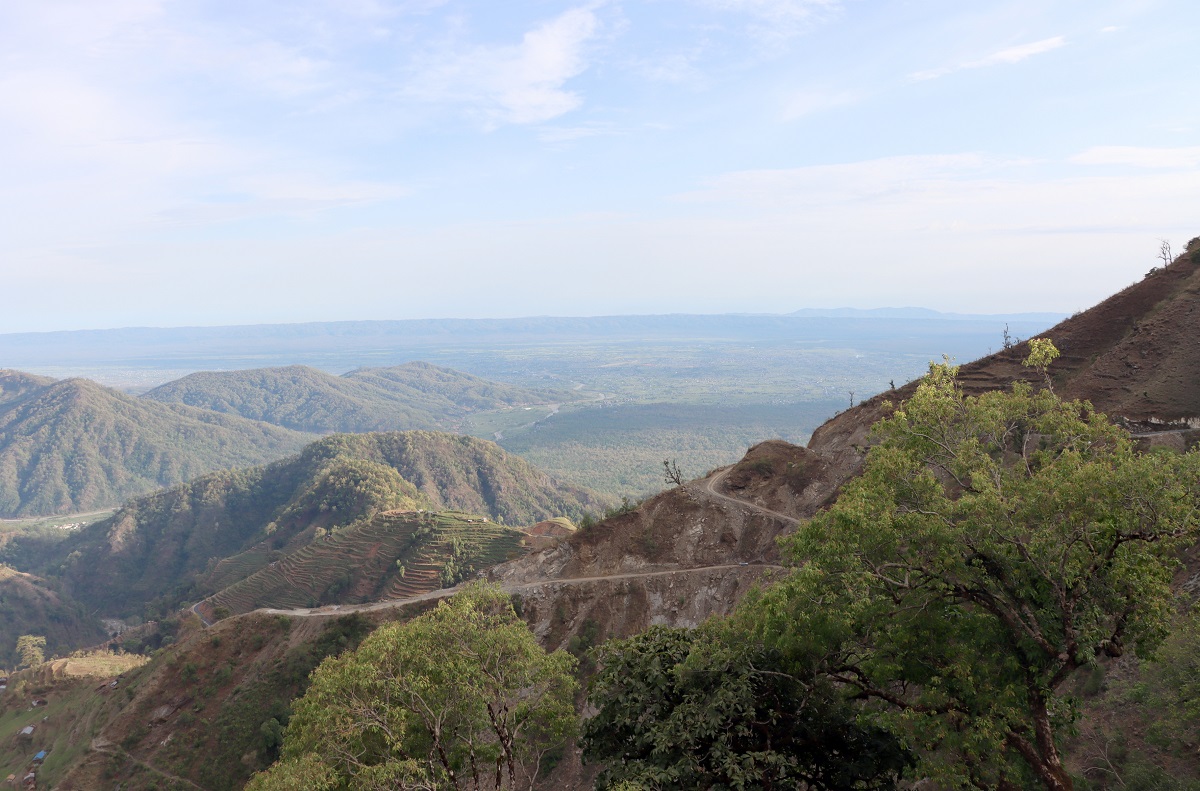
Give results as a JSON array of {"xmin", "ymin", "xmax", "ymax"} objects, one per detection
[
  {"xmin": 31, "ymin": 752, "xmax": 46, "ymax": 765},
  {"xmin": 18, "ymin": 725, "xmax": 34, "ymax": 737},
  {"xmin": 30, "ymin": 699, "xmax": 46, "ymax": 707}
]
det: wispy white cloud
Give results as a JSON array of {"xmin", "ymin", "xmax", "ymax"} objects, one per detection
[
  {"xmin": 1071, "ymin": 146, "xmax": 1200, "ymax": 169},
  {"xmin": 702, "ymin": 0, "xmax": 842, "ymax": 38},
  {"xmin": 911, "ymin": 36, "xmax": 1066, "ymax": 81},
  {"xmin": 0, "ymin": 5, "xmax": 409, "ymax": 252},
  {"xmin": 402, "ymin": 5, "xmax": 603, "ymax": 126}
]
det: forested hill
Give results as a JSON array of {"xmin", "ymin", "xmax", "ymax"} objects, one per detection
[
  {"xmin": 142, "ymin": 361, "xmax": 565, "ymax": 434},
  {"xmin": 0, "ymin": 369, "xmax": 56, "ymax": 407},
  {"xmin": 0, "ymin": 566, "xmax": 108, "ymax": 668},
  {"xmin": 48, "ymin": 430, "xmax": 608, "ymax": 616},
  {"xmin": 0, "ymin": 372, "xmax": 313, "ymax": 517}
]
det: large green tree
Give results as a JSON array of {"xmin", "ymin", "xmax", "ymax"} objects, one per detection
[
  {"xmin": 246, "ymin": 583, "xmax": 577, "ymax": 791},
  {"xmin": 15, "ymin": 634, "xmax": 45, "ymax": 668},
  {"xmin": 582, "ymin": 624, "xmax": 912, "ymax": 790},
  {"xmin": 743, "ymin": 351, "xmax": 1200, "ymax": 791}
]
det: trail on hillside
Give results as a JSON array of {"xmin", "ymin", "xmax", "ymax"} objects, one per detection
[
  {"xmin": 700, "ymin": 468, "xmax": 802, "ymax": 526},
  {"xmin": 201, "ymin": 469, "xmax": 796, "ymax": 623},
  {"xmin": 256, "ymin": 563, "xmax": 784, "ymax": 619},
  {"xmin": 90, "ymin": 738, "xmax": 208, "ymax": 791}
]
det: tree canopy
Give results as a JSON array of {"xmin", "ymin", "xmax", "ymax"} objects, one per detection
[
  {"xmin": 582, "ymin": 624, "xmax": 912, "ymax": 790},
  {"xmin": 246, "ymin": 583, "xmax": 577, "ymax": 791},
  {"xmin": 15, "ymin": 634, "xmax": 45, "ymax": 668},
  {"xmin": 741, "ymin": 352, "xmax": 1200, "ymax": 791}
]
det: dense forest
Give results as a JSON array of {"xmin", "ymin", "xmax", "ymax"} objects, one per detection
[{"xmin": 0, "ymin": 370, "xmax": 311, "ymax": 517}]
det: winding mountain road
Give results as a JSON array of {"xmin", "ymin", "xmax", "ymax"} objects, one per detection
[
  {"xmin": 196, "ymin": 467, "xmax": 797, "ymax": 624},
  {"xmin": 701, "ymin": 468, "xmax": 802, "ymax": 526},
  {"xmin": 256, "ymin": 563, "xmax": 784, "ymax": 619}
]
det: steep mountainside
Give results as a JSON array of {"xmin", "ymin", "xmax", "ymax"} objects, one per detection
[
  {"xmin": 0, "ymin": 373, "xmax": 313, "ymax": 517},
  {"xmin": 143, "ymin": 361, "xmax": 563, "ymax": 434},
  {"xmin": 46, "ymin": 431, "xmax": 607, "ymax": 617},
  {"xmin": 0, "ymin": 566, "xmax": 107, "ymax": 668},
  {"xmin": 809, "ymin": 242, "xmax": 1200, "ymax": 471}
]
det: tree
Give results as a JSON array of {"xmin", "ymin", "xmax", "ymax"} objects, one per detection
[
  {"xmin": 582, "ymin": 624, "xmax": 912, "ymax": 790},
  {"xmin": 742, "ymin": 350, "xmax": 1200, "ymax": 791},
  {"xmin": 663, "ymin": 459, "xmax": 685, "ymax": 487},
  {"xmin": 1160, "ymin": 238, "xmax": 1175, "ymax": 268},
  {"xmin": 246, "ymin": 582, "xmax": 577, "ymax": 791},
  {"xmin": 15, "ymin": 634, "xmax": 45, "ymax": 668}
]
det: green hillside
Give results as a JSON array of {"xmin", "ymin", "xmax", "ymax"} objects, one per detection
[
  {"xmin": 142, "ymin": 361, "xmax": 564, "ymax": 434},
  {"xmin": 45, "ymin": 430, "xmax": 606, "ymax": 618},
  {"xmin": 0, "ymin": 369, "xmax": 55, "ymax": 407},
  {"xmin": 0, "ymin": 372, "xmax": 313, "ymax": 517},
  {"xmin": 197, "ymin": 510, "xmax": 525, "ymax": 617},
  {"xmin": 0, "ymin": 566, "xmax": 107, "ymax": 668}
]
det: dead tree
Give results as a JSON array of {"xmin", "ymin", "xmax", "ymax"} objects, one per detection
[{"xmin": 1159, "ymin": 239, "xmax": 1174, "ymax": 268}]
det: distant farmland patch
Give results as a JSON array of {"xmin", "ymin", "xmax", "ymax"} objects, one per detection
[{"xmin": 493, "ymin": 401, "xmax": 843, "ymax": 498}]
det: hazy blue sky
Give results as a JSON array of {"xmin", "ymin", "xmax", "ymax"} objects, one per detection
[{"xmin": 2, "ymin": 0, "xmax": 1197, "ymax": 332}]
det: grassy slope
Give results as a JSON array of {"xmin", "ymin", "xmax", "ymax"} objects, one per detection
[
  {"xmin": 0, "ymin": 566, "xmax": 108, "ymax": 668},
  {"xmin": 0, "ymin": 654, "xmax": 149, "ymax": 787},
  {"xmin": 52, "ymin": 610, "xmax": 403, "ymax": 791},
  {"xmin": 0, "ymin": 373, "xmax": 313, "ymax": 517},
  {"xmin": 143, "ymin": 361, "xmax": 566, "ymax": 434}
]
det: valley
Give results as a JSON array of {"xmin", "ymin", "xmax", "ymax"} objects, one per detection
[{"xmin": 2, "ymin": 246, "xmax": 1199, "ymax": 790}]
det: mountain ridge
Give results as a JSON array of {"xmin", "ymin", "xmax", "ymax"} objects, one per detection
[
  {"xmin": 40, "ymin": 429, "xmax": 608, "ymax": 618},
  {"xmin": 0, "ymin": 372, "xmax": 313, "ymax": 517},
  {"xmin": 143, "ymin": 361, "xmax": 564, "ymax": 434}
]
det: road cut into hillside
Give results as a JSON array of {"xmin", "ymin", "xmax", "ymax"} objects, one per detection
[{"xmin": 214, "ymin": 469, "xmax": 798, "ymax": 624}]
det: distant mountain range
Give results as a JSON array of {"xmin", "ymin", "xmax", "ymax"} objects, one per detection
[
  {"xmin": 0, "ymin": 370, "xmax": 312, "ymax": 517},
  {"xmin": 786, "ymin": 307, "xmax": 1067, "ymax": 322},
  {"xmin": 142, "ymin": 361, "xmax": 563, "ymax": 434},
  {"xmin": 0, "ymin": 311, "xmax": 1066, "ymax": 384},
  {"xmin": 0, "ymin": 362, "xmax": 568, "ymax": 517}
]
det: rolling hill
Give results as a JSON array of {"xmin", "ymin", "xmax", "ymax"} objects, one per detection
[
  {"xmin": 46, "ymin": 430, "xmax": 608, "ymax": 617},
  {"xmin": 0, "ymin": 372, "xmax": 313, "ymax": 517},
  {"xmin": 0, "ymin": 566, "xmax": 108, "ymax": 668},
  {"xmin": 142, "ymin": 361, "xmax": 565, "ymax": 434}
]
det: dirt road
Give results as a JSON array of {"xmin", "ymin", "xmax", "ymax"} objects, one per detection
[
  {"xmin": 701, "ymin": 468, "xmax": 801, "ymax": 526},
  {"xmin": 199, "ymin": 467, "xmax": 796, "ymax": 623}
]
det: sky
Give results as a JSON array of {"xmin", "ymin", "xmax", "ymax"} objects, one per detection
[{"xmin": 2, "ymin": 0, "xmax": 1198, "ymax": 332}]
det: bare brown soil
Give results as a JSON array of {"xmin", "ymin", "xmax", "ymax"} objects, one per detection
[{"xmin": 811, "ymin": 250, "xmax": 1200, "ymax": 475}]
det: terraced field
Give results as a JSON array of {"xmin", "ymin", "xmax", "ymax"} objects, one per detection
[{"xmin": 196, "ymin": 510, "xmax": 527, "ymax": 618}]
